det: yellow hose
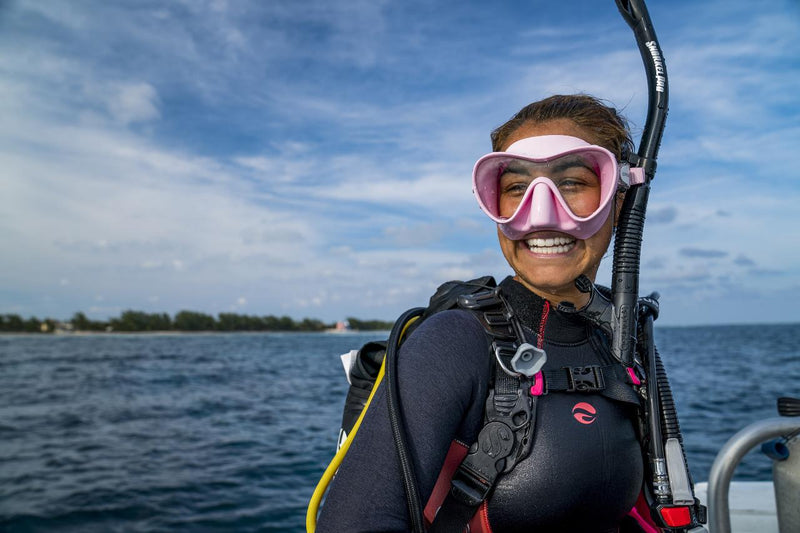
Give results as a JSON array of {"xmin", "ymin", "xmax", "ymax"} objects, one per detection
[
  {"xmin": 306, "ymin": 359, "xmax": 385, "ymax": 532},
  {"xmin": 306, "ymin": 316, "xmax": 419, "ymax": 532}
]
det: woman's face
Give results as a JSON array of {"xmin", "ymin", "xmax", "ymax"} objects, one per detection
[{"xmin": 496, "ymin": 118, "xmax": 618, "ymax": 306}]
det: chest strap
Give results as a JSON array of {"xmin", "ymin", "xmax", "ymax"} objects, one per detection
[{"xmin": 539, "ymin": 364, "xmax": 643, "ymax": 406}]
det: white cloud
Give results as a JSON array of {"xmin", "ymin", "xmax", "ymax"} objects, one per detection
[
  {"xmin": 106, "ymin": 82, "xmax": 161, "ymax": 124},
  {"xmin": 1, "ymin": 0, "xmax": 798, "ymax": 325}
]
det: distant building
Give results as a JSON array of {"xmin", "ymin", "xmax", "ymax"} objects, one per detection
[{"xmin": 326, "ymin": 320, "xmax": 353, "ymax": 333}]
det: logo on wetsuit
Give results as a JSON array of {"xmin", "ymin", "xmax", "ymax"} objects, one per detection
[{"xmin": 571, "ymin": 402, "xmax": 597, "ymax": 425}]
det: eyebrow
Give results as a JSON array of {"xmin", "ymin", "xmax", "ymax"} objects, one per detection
[
  {"xmin": 549, "ymin": 155, "xmax": 595, "ymax": 174},
  {"xmin": 502, "ymin": 155, "xmax": 595, "ymax": 176}
]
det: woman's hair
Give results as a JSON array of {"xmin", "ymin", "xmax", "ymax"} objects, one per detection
[{"xmin": 490, "ymin": 94, "xmax": 634, "ymax": 161}]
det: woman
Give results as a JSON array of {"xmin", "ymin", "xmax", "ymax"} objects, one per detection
[{"xmin": 317, "ymin": 94, "xmax": 651, "ymax": 532}]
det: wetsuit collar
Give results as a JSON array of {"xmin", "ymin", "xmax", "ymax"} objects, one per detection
[{"xmin": 499, "ymin": 276, "xmax": 589, "ymax": 344}]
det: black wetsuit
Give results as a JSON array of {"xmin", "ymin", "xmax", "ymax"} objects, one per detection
[{"xmin": 317, "ymin": 277, "xmax": 644, "ymax": 533}]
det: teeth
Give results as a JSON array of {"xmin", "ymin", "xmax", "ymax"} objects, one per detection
[
  {"xmin": 525, "ymin": 236, "xmax": 576, "ymax": 254},
  {"xmin": 526, "ymin": 236, "xmax": 575, "ymax": 247}
]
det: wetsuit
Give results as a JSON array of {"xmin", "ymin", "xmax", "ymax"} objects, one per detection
[{"xmin": 317, "ymin": 277, "xmax": 644, "ymax": 533}]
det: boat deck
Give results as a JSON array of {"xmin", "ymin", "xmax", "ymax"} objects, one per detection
[{"xmin": 694, "ymin": 481, "xmax": 778, "ymax": 533}]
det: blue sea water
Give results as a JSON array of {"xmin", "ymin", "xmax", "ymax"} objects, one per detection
[{"xmin": 1, "ymin": 324, "xmax": 798, "ymax": 532}]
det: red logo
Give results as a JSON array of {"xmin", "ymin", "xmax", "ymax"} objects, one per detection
[{"xmin": 572, "ymin": 402, "xmax": 597, "ymax": 425}]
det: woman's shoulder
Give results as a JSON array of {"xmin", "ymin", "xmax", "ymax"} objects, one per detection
[
  {"xmin": 399, "ymin": 309, "xmax": 492, "ymax": 372},
  {"xmin": 407, "ymin": 308, "xmax": 488, "ymax": 342}
]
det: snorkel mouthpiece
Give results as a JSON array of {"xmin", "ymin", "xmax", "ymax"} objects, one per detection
[{"xmin": 473, "ymin": 135, "xmax": 625, "ymax": 241}]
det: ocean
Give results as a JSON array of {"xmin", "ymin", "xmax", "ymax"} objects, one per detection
[{"xmin": 1, "ymin": 324, "xmax": 798, "ymax": 532}]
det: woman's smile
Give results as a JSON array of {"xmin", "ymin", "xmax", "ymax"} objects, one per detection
[{"xmin": 524, "ymin": 234, "xmax": 577, "ymax": 255}]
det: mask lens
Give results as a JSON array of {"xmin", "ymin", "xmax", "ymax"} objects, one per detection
[{"xmin": 497, "ymin": 152, "xmax": 605, "ymax": 217}]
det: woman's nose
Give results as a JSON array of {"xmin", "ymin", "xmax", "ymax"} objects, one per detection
[{"xmin": 527, "ymin": 181, "xmax": 561, "ymax": 228}]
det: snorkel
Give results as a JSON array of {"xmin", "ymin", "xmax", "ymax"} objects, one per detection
[
  {"xmin": 612, "ymin": 0, "xmax": 667, "ymax": 369},
  {"xmin": 609, "ymin": 1, "xmax": 705, "ymax": 530},
  {"xmin": 559, "ymin": 1, "xmax": 703, "ymax": 529}
]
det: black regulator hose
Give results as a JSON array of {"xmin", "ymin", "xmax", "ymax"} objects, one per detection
[
  {"xmin": 385, "ymin": 306, "xmax": 427, "ymax": 533},
  {"xmin": 613, "ymin": 0, "xmax": 668, "ymax": 367},
  {"xmin": 642, "ymin": 315, "xmax": 670, "ymax": 503},
  {"xmin": 640, "ymin": 305, "xmax": 697, "ymax": 508},
  {"xmin": 654, "ymin": 346, "xmax": 682, "ymax": 442}
]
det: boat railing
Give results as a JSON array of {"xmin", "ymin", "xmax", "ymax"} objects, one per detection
[{"xmin": 706, "ymin": 416, "xmax": 800, "ymax": 533}]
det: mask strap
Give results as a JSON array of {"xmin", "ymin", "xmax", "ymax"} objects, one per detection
[{"xmin": 619, "ymin": 162, "xmax": 645, "ymax": 187}]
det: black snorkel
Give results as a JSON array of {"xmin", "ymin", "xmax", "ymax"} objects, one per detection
[
  {"xmin": 611, "ymin": 2, "xmax": 705, "ymax": 530},
  {"xmin": 613, "ymin": 0, "xmax": 674, "ymax": 510},
  {"xmin": 566, "ymin": 1, "xmax": 705, "ymax": 530},
  {"xmin": 612, "ymin": 0, "xmax": 668, "ymax": 369}
]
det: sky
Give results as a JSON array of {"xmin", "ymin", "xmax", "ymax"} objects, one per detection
[{"xmin": 1, "ymin": 0, "xmax": 798, "ymax": 326}]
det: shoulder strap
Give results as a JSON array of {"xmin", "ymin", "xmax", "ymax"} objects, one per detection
[{"xmin": 429, "ymin": 286, "xmax": 536, "ymax": 533}]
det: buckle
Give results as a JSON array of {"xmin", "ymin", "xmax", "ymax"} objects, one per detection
[
  {"xmin": 483, "ymin": 310, "xmax": 510, "ymax": 327},
  {"xmin": 450, "ymin": 471, "xmax": 492, "ymax": 507},
  {"xmin": 452, "ymin": 419, "xmax": 514, "ymax": 506},
  {"xmin": 458, "ymin": 287, "xmax": 502, "ymax": 310},
  {"xmin": 493, "ymin": 340, "xmax": 517, "ymax": 377},
  {"xmin": 566, "ymin": 366, "xmax": 605, "ymax": 392}
]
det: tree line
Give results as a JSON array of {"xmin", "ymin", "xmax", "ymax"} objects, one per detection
[{"xmin": 0, "ymin": 311, "xmax": 394, "ymax": 333}]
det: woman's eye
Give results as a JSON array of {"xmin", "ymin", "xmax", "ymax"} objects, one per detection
[
  {"xmin": 499, "ymin": 173, "xmax": 531, "ymax": 195},
  {"xmin": 557, "ymin": 178, "xmax": 584, "ymax": 189},
  {"xmin": 555, "ymin": 173, "xmax": 596, "ymax": 191}
]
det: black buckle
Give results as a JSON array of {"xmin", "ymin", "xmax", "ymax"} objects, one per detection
[
  {"xmin": 566, "ymin": 365, "xmax": 605, "ymax": 392},
  {"xmin": 450, "ymin": 472, "xmax": 492, "ymax": 507},
  {"xmin": 458, "ymin": 287, "xmax": 502, "ymax": 310},
  {"xmin": 483, "ymin": 310, "xmax": 510, "ymax": 328},
  {"xmin": 451, "ymin": 419, "xmax": 514, "ymax": 506}
]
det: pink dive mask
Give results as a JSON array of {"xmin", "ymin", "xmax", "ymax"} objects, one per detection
[{"xmin": 472, "ymin": 135, "xmax": 644, "ymax": 240}]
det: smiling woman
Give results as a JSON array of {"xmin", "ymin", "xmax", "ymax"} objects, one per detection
[{"xmin": 313, "ymin": 94, "xmax": 700, "ymax": 533}]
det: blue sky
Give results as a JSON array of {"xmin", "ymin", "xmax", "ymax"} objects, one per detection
[{"xmin": 1, "ymin": 0, "xmax": 798, "ymax": 326}]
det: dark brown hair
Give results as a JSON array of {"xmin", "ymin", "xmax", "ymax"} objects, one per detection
[{"xmin": 490, "ymin": 94, "xmax": 634, "ymax": 160}]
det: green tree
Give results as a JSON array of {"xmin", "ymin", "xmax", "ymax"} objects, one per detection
[
  {"xmin": 1, "ymin": 314, "xmax": 24, "ymax": 332},
  {"xmin": 72, "ymin": 312, "xmax": 91, "ymax": 330},
  {"xmin": 298, "ymin": 318, "xmax": 325, "ymax": 331},
  {"xmin": 174, "ymin": 310, "xmax": 215, "ymax": 331},
  {"xmin": 23, "ymin": 316, "xmax": 42, "ymax": 332},
  {"xmin": 347, "ymin": 317, "xmax": 394, "ymax": 331},
  {"xmin": 109, "ymin": 310, "xmax": 172, "ymax": 331}
]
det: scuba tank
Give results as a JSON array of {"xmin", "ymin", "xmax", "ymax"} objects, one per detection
[
  {"xmin": 765, "ymin": 397, "xmax": 800, "ymax": 533},
  {"xmin": 707, "ymin": 397, "xmax": 800, "ymax": 533}
]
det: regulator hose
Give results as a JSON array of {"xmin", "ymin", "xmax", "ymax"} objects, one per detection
[
  {"xmin": 654, "ymin": 346, "xmax": 682, "ymax": 442},
  {"xmin": 385, "ymin": 307, "xmax": 427, "ymax": 533}
]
